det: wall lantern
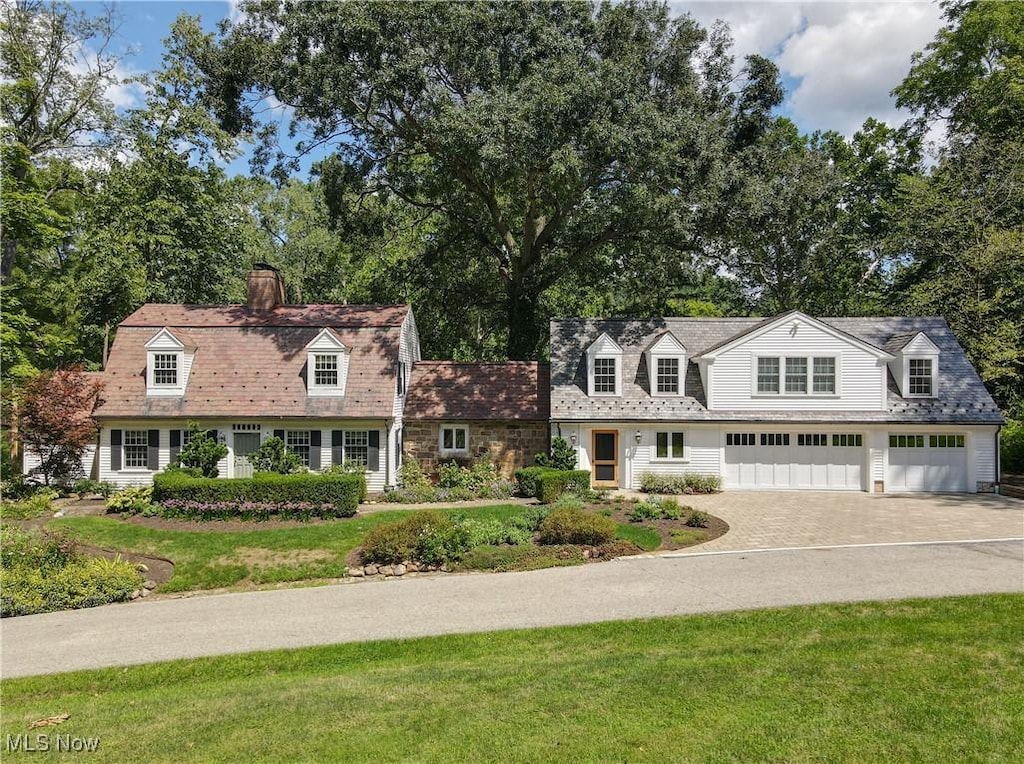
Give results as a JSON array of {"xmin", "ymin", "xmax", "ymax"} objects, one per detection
[
  {"xmin": 570, "ymin": 433, "xmax": 578, "ymax": 446},
  {"xmin": 635, "ymin": 430, "xmax": 642, "ymax": 445}
]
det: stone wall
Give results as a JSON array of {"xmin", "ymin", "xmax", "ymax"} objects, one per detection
[{"xmin": 403, "ymin": 420, "xmax": 550, "ymax": 478}]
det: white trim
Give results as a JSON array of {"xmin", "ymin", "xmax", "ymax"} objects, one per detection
[
  {"xmin": 750, "ymin": 353, "xmax": 841, "ymax": 398},
  {"xmin": 438, "ymin": 424, "xmax": 469, "ymax": 456},
  {"xmin": 586, "ymin": 332, "xmax": 623, "ymax": 397},
  {"xmin": 904, "ymin": 355, "xmax": 938, "ymax": 399}
]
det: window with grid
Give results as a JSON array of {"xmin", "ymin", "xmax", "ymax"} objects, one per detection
[
  {"xmin": 785, "ymin": 358, "xmax": 807, "ymax": 393},
  {"xmin": 656, "ymin": 358, "xmax": 679, "ymax": 394},
  {"xmin": 908, "ymin": 358, "xmax": 933, "ymax": 395},
  {"xmin": 153, "ymin": 353, "xmax": 178, "ymax": 385},
  {"xmin": 756, "ymin": 357, "xmax": 780, "ymax": 394},
  {"xmin": 726, "ymin": 433, "xmax": 756, "ymax": 446},
  {"xmin": 798, "ymin": 434, "xmax": 828, "ymax": 447},
  {"xmin": 314, "ymin": 354, "xmax": 339, "ymax": 386},
  {"xmin": 124, "ymin": 430, "xmax": 149, "ymax": 468},
  {"xmin": 286, "ymin": 430, "xmax": 311, "ymax": 466},
  {"xmin": 812, "ymin": 357, "xmax": 835, "ymax": 394},
  {"xmin": 929, "ymin": 434, "xmax": 964, "ymax": 448},
  {"xmin": 441, "ymin": 425, "xmax": 468, "ymax": 452},
  {"xmin": 760, "ymin": 433, "xmax": 790, "ymax": 446},
  {"xmin": 593, "ymin": 358, "xmax": 617, "ymax": 394},
  {"xmin": 655, "ymin": 431, "xmax": 685, "ymax": 459},
  {"xmin": 889, "ymin": 434, "xmax": 925, "ymax": 448},
  {"xmin": 344, "ymin": 430, "xmax": 369, "ymax": 465},
  {"xmin": 832, "ymin": 434, "xmax": 863, "ymax": 447}
]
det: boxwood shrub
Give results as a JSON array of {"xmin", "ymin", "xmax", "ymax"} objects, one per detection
[
  {"xmin": 513, "ymin": 466, "xmax": 548, "ymax": 497},
  {"xmin": 535, "ymin": 469, "xmax": 591, "ymax": 503},
  {"xmin": 152, "ymin": 470, "xmax": 366, "ymax": 518}
]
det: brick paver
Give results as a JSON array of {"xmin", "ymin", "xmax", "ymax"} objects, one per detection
[{"xmin": 625, "ymin": 491, "xmax": 1024, "ymax": 553}]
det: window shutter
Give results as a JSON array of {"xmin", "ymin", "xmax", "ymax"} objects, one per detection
[
  {"xmin": 169, "ymin": 429, "xmax": 182, "ymax": 463},
  {"xmin": 309, "ymin": 430, "xmax": 322, "ymax": 470},
  {"xmin": 147, "ymin": 429, "xmax": 160, "ymax": 470},
  {"xmin": 274, "ymin": 429, "xmax": 285, "ymax": 442},
  {"xmin": 368, "ymin": 430, "xmax": 380, "ymax": 472},
  {"xmin": 208, "ymin": 429, "xmax": 218, "ymax": 443},
  {"xmin": 331, "ymin": 430, "xmax": 343, "ymax": 466},
  {"xmin": 110, "ymin": 429, "xmax": 122, "ymax": 471}
]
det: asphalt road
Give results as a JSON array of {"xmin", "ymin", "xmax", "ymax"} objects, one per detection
[{"xmin": 2, "ymin": 540, "xmax": 1022, "ymax": 679}]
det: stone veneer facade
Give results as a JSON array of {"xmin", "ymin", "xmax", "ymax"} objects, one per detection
[{"xmin": 403, "ymin": 420, "xmax": 550, "ymax": 478}]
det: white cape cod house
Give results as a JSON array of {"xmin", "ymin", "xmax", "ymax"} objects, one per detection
[{"xmin": 549, "ymin": 312, "xmax": 1004, "ymax": 493}]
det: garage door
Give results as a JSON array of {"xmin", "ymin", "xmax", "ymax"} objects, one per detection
[
  {"xmin": 724, "ymin": 432, "xmax": 863, "ymax": 490},
  {"xmin": 888, "ymin": 433, "xmax": 967, "ymax": 492}
]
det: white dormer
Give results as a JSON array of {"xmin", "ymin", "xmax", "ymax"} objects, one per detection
[
  {"xmin": 893, "ymin": 332, "xmax": 940, "ymax": 398},
  {"xmin": 144, "ymin": 327, "xmax": 191, "ymax": 396},
  {"xmin": 586, "ymin": 332, "xmax": 623, "ymax": 397},
  {"xmin": 306, "ymin": 328, "xmax": 349, "ymax": 397},
  {"xmin": 646, "ymin": 331, "xmax": 686, "ymax": 397}
]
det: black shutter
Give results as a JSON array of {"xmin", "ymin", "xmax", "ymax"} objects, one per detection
[
  {"xmin": 368, "ymin": 430, "xmax": 380, "ymax": 472},
  {"xmin": 169, "ymin": 429, "xmax": 182, "ymax": 463},
  {"xmin": 147, "ymin": 429, "xmax": 160, "ymax": 470},
  {"xmin": 110, "ymin": 429, "xmax": 122, "ymax": 471},
  {"xmin": 208, "ymin": 429, "xmax": 218, "ymax": 443},
  {"xmin": 309, "ymin": 430, "xmax": 322, "ymax": 470},
  {"xmin": 331, "ymin": 430, "xmax": 343, "ymax": 466},
  {"xmin": 274, "ymin": 429, "xmax": 285, "ymax": 442}
]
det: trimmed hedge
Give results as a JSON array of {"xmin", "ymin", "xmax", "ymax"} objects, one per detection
[
  {"xmin": 152, "ymin": 470, "xmax": 366, "ymax": 518},
  {"xmin": 535, "ymin": 470, "xmax": 591, "ymax": 503},
  {"xmin": 537, "ymin": 507, "xmax": 617, "ymax": 545},
  {"xmin": 514, "ymin": 466, "xmax": 548, "ymax": 497},
  {"xmin": 639, "ymin": 472, "xmax": 722, "ymax": 495}
]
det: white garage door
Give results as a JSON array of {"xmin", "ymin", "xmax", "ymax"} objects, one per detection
[
  {"xmin": 888, "ymin": 433, "xmax": 967, "ymax": 492},
  {"xmin": 724, "ymin": 432, "xmax": 863, "ymax": 490}
]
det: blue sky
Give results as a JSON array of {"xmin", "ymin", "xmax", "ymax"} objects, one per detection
[{"xmin": 85, "ymin": 1, "xmax": 944, "ymax": 178}]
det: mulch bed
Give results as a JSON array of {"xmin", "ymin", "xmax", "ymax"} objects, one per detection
[
  {"xmin": 596, "ymin": 501, "xmax": 729, "ymax": 551},
  {"xmin": 79, "ymin": 544, "xmax": 175, "ymax": 587},
  {"xmin": 120, "ymin": 513, "xmax": 358, "ymax": 533}
]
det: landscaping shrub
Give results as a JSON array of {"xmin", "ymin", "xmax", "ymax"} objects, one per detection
[
  {"xmin": 245, "ymin": 436, "xmax": 304, "ymax": 474},
  {"xmin": 385, "ymin": 459, "xmax": 512, "ymax": 503},
  {"xmin": 71, "ymin": 479, "xmax": 116, "ymax": 498},
  {"xmin": 158, "ymin": 499, "xmax": 342, "ymax": 522},
  {"xmin": 514, "ymin": 466, "xmax": 547, "ymax": 497},
  {"xmin": 537, "ymin": 507, "xmax": 617, "ymax": 545},
  {"xmin": 177, "ymin": 424, "xmax": 228, "ymax": 477},
  {"xmin": 0, "ymin": 489, "xmax": 57, "ymax": 520},
  {"xmin": 628, "ymin": 501, "xmax": 661, "ymax": 523},
  {"xmin": 535, "ymin": 470, "xmax": 591, "ymax": 503},
  {"xmin": 361, "ymin": 512, "xmax": 471, "ymax": 565},
  {"xmin": 0, "ymin": 527, "xmax": 142, "ymax": 617},
  {"xmin": 639, "ymin": 472, "xmax": 722, "ymax": 495},
  {"xmin": 152, "ymin": 471, "xmax": 365, "ymax": 517},
  {"xmin": 507, "ymin": 505, "xmax": 550, "ymax": 533},
  {"xmin": 105, "ymin": 485, "xmax": 154, "ymax": 514},
  {"xmin": 462, "ymin": 518, "xmax": 532, "ymax": 547},
  {"xmin": 659, "ymin": 498, "xmax": 683, "ymax": 520},
  {"xmin": 457, "ymin": 544, "xmax": 585, "ymax": 572},
  {"xmin": 534, "ymin": 436, "xmax": 577, "ymax": 471},
  {"xmin": 686, "ymin": 510, "xmax": 711, "ymax": 528},
  {"xmin": 1002, "ymin": 419, "xmax": 1024, "ymax": 474}
]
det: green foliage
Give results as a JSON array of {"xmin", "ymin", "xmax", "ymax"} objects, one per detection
[
  {"xmin": 686, "ymin": 510, "xmax": 711, "ymax": 529},
  {"xmin": 659, "ymin": 498, "xmax": 683, "ymax": 520},
  {"xmin": 386, "ymin": 459, "xmax": 513, "ymax": 503},
  {"xmin": 246, "ymin": 436, "xmax": 304, "ymax": 475},
  {"xmin": 513, "ymin": 466, "xmax": 547, "ymax": 498},
  {"xmin": 506, "ymin": 506, "xmax": 551, "ymax": 534},
  {"xmin": 0, "ymin": 527, "xmax": 142, "ymax": 617},
  {"xmin": 361, "ymin": 512, "xmax": 469, "ymax": 566},
  {"xmin": 105, "ymin": 486, "xmax": 154, "ymax": 514},
  {"xmin": 537, "ymin": 508, "xmax": 617, "ymax": 546},
  {"xmin": 457, "ymin": 544, "xmax": 585, "ymax": 573},
  {"xmin": 1001, "ymin": 420, "xmax": 1024, "ymax": 474},
  {"xmin": 640, "ymin": 472, "xmax": 722, "ymax": 495},
  {"xmin": 670, "ymin": 528, "xmax": 709, "ymax": 545},
  {"xmin": 628, "ymin": 501, "xmax": 661, "ymax": 523},
  {"xmin": 398, "ymin": 458, "xmax": 432, "ymax": 490},
  {"xmin": 152, "ymin": 471, "xmax": 365, "ymax": 516},
  {"xmin": 72, "ymin": 478, "xmax": 116, "ymax": 498},
  {"xmin": 177, "ymin": 424, "xmax": 228, "ymax": 478},
  {"xmin": 535, "ymin": 437, "xmax": 577, "ymax": 471},
  {"xmin": 322, "ymin": 460, "xmax": 367, "ymax": 476},
  {"xmin": 535, "ymin": 470, "xmax": 593, "ymax": 504},
  {"xmin": 0, "ymin": 490, "xmax": 56, "ymax": 520},
  {"xmin": 461, "ymin": 519, "xmax": 532, "ymax": 548}
]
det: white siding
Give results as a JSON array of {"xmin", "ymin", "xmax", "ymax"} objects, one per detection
[
  {"xmin": 23, "ymin": 444, "xmax": 98, "ymax": 483},
  {"xmin": 95, "ymin": 419, "xmax": 389, "ymax": 491},
  {"xmin": 708, "ymin": 319, "xmax": 887, "ymax": 411},
  {"xmin": 630, "ymin": 425, "xmax": 721, "ymax": 490},
  {"xmin": 975, "ymin": 428, "xmax": 997, "ymax": 483}
]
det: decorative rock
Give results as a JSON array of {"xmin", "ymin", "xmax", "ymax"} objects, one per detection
[
  {"xmin": 405, "ymin": 562, "xmax": 419, "ymax": 573},
  {"xmin": 439, "ymin": 564, "xmax": 449, "ymax": 573},
  {"xmin": 364, "ymin": 565, "xmax": 378, "ymax": 576},
  {"xmin": 582, "ymin": 549, "xmax": 591, "ymax": 559},
  {"xmin": 52, "ymin": 511, "xmax": 65, "ymax": 518},
  {"xmin": 137, "ymin": 563, "xmax": 149, "ymax": 573},
  {"xmin": 139, "ymin": 588, "xmax": 150, "ymax": 597},
  {"xmin": 379, "ymin": 565, "xmax": 394, "ymax": 577},
  {"xmin": 348, "ymin": 567, "xmax": 364, "ymax": 578},
  {"xmin": 143, "ymin": 579, "xmax": 157, "ymax": 590},
  {"xmin": 130, "ymin": 590, "xmax": 141, "ymax": 600},
  {"xmin": 393, "ymin": 564, "xmax": 406, "ymax": 576}
]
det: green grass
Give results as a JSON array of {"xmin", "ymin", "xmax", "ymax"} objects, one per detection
[
  {"xmin": 615, "ymin": 522, "xmax": 661, "ymax": 550},
  {"xmin": 670, "ymin": 527, "xmax": 709, "ymax": 545},
  {"xmin": 51, "ymin": 505, "xmax": 529, "ymax": 593},
  {"xmin": 2, "ymin": 595, "xmax": 1021, "ymax": 762}
]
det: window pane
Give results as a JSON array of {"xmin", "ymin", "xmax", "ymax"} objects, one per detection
[
  {"xmin": 656, "ymin": 432, "xmax": 668, "ymax": 459},
  {"xmin": 124, "ymin": 429, "xmax": 149, "ymax": 468},
  {"xmin": 314, "ymin": 354, "xmax": 339, "ymax": 386},
  {"xmin": 812, "ymin": 357, "xmax": 835, "ymax": 393},
  {"xmin": 443, "ymin": 429, "xmax": 453, "ymax": 449},
  {"xmin": 656, "ymin": 358, "xmax": 679, "ymax": 394},
  {"xmin": 785, "ymin": 358, "xmax": 807, "ymax": 393},
  {"xmin": 593, "ymin": 358, "xmax": 617, "ymax": 393},
  {"xmin": 909, "ymin": 358, "xmax": 933, "ymax": 395},
  {"xmin": 344, "ymin": 430, "xmax": 369, "ymax": 465},
  {"xmin": 286, "ymin": 430, "xmax": 311, "ymax": 466},
  {"xmin": 757, "ymin": 357, "xmax": 780, "ymax": 393},
  {"xmin": 671, "ymin": 432, "xmax": 685, "ymax": 458},
  {"xmin": 153, "ymin": 354, "xmax": 178, "ymax": 385},
  {"xmin": 455, "ymin": 428, "xmax": 466, "ymax": 449}
]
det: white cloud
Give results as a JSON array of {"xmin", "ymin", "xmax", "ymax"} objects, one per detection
[{"xmin": 671, "ymin": 1, "xmax": 944, "ymax": 135}]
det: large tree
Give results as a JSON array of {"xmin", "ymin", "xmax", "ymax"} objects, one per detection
[{"xmin": 178, "ymin": 0, "xmax": 770, "ymax": 358}]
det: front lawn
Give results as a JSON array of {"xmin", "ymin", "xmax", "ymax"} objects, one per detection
[{"xmin": 2, "ymin": 595, "xmax": 1021, "ymax": 761}]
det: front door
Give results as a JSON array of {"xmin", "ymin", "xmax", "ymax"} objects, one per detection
[
  {"xmin": 592, "ymin": 430, "xmax": 619, "ymax": 488},
  {"xmin": 233, "ymin": 432, "xmax": 261, "ymax": 478}
]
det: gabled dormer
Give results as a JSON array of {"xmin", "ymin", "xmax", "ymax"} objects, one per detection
[
  {"xmin": 646, "ymin": 331, "xmax": 686, "ymax": 397},
  {"xmin": 889, "ymin": 331, "xmax": 940, "ymax": 398},
  {"xmin": 586, "ymin": 332, "xmax": 623, "ymax": 397},
  {"xmin": 144, "ymin": 327, "xmax": 192, "ymax": 396},
  {"xmin": 306, "ymin": 328, "xmax": 349, "ymax": 397}
]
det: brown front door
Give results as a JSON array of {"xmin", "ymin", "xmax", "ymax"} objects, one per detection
[{"xmin": 592, "ymin": 430, "xmax": 619, "ymax": 488}]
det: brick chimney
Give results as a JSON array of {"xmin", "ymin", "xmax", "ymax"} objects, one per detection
[{"xmin": 247, "ymin": 265, "xmax": 286, "ymax": 311}]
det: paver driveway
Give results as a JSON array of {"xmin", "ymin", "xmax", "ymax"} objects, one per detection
[{"xmin": 667, "ymin": 491, "xmax": 1024, "ymax": 552}]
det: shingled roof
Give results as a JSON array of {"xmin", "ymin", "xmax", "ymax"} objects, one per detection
[
  {"xmin": 550, "ymin": 316, "xmax": 1003, "ymax": 424},
  {"xmin": 405, "ymin": 362, "xmax": 550, "ymax": 421},
  {"xmin": 94, "ymin": 304, "xmax": 409, "ymax": 419}
]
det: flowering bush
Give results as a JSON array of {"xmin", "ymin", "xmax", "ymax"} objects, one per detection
[{"xmin": 158, "ymin": 499, "xmax": 343, "ymax": 522}]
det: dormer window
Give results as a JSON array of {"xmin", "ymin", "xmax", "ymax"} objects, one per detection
[
  {"xmin": 153, "ymin": 353, "xmax": 179, "ymax": 386},
  {"xmin": 656, "ymin": 358, "xmax": 679, "ymax": 394},
  {"xmin": 144, "ymin": 327, "xmax": 189, "ymax": 396},
  {"xmin": 647, "ymin": 331, "xmax": 686, "ymax": 397},
  {"xmin": 306, "ymin": 328, "xmax": 349, "ymax": 396},
  {"xmin": 586, "ymin": 332, "xmax": 624, "ymax": 397},
  {"xmin": 908, "ymin": 358, "xmax": 933, "ymax": 396}
]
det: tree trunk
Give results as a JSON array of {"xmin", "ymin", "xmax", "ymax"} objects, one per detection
[{"xmin": 506, "ymin": 281, "xmax": 542, "ymax": 360}]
